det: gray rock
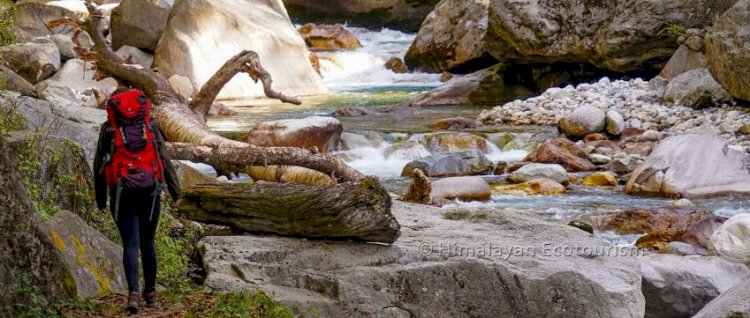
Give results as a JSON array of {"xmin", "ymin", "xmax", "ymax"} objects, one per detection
[
  {"xmin": 385, "ymin": 140, "xmax": 431, "ymax": 161},
  {"xmin": 705, "ymin": 0, "xmax": 750, "ymax": 102},
  {"xmin": 508, "ymin": 163, "xmax": 569, "ymax": 184},
  {"xmin": 693, "ymin": 278, "xmax": 750, "ymax": 318},
  {"xmin": 13, "ymin": 1, "xmax": 90, "ymax": 40},
  {"xmin": 664, "ymin": 241, "xmax": 697, "ymax": 255},
  {"xmin": 431, "ymin": 176, "xmax": 491, "ymax": 202},
  {"xmin": 115, "ymin": 45, "xmax": 154, "ymax": 69},
  {"xmin": 559, "ymin": 106, "xmax": 606, "ymax": 138},
  {"xmin": 606, "ymin": 110, "xmax": 625, "ymax": 135},
  {"xmin": 36, "ymin": 58, "xmax": 118, "ymax": 108},
  {"xmin": 0, "ymin": 39, "xmax": 61, "ymax": 84},
  {"xmin": 404, "ymin": 0, "xmax": 491, "ymax": 72},
  {"xmin": 111, "ymin": 0, "xmax": 174, "ymax": 51},
  {"xmin": 642, "ymin": 254, "xmax": 750, "ymax": 318},
  {"xmin": 401, "ymin": 150, "xmax": 494, "ymax": 177},
  {"xmin": 639, "ymin": 130, "xmax": 662, "ymax": 142},
  {"xmin": 685, "ymin": 35, "xmax": 705, "ymax": 52},
  {"xmin": 199, "ymin": 201, "xmax": 645, "ymax": 317},
  {"xmin": 47, "ymin": 33, "xmax": 94, "ymax": 61},
  {"xmin": 626, "ymin": 132, "xmax": 750, "ymax": 198},
  {"xmin": 649, "ymin": 76, "xmax": 669, "ymax": 96},
  {"xmin": 0, "ymin": 91, "xmax": 104, "ymax": 164},
  {"xmin": 709, "ymin": 213, "xmax": 750, "ymax": 264},
  {"xmin": 407, "ymin": 0, "xmax": 718, "ymax": 74},
  {"xmin": 663, "ymin": 68, "xmax": 733, "ymax": 109},
  {"xmin": 45, "ymin": 211, "xmax": 127, "ymax": 298},
  {"xmin": 589, "ymin": 153, "xmax": 612, "ymax": 165},
  {"xmin": 660, "ymin": 45, "xmax": 708, "ymax": 80}
]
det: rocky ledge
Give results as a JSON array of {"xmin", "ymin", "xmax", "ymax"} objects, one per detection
[{"xmin": 199, "ymin": 201, "xmax": 645, "ymax": 317}]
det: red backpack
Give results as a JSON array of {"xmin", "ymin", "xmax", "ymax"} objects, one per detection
[{"xmin": 104, "ymin": 89, "xmax": 165, "ymax": 189}]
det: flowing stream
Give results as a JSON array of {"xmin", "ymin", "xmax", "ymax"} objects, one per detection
[{"xmin": 206, "ymin": 27, "xmax": 750, "ymax": 245}]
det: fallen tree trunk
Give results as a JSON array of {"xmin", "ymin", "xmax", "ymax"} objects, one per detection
[
  {"xmin": 178, "ymin": 177, "xmax": 400, "ymax": 243},
  {"xmin": 166, "ymin": 142, "xmax": 362, "ymax": 183}
]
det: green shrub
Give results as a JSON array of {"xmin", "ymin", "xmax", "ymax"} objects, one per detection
[{"xmin": 0, "ymin": 0, "xmax": 17, "ymax": 46}]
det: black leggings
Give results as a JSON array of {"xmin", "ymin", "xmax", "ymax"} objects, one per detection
[{"xmin": 111, "ymin": 186, "xmax": 161, "ymax": 293}]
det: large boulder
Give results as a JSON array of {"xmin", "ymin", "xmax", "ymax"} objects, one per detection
[
  {"xmin": 0, "ymin": 65, "xmax": 37, "ymax": 97},
  {"xmin": 401, "ymin": 150, "xmax": 494, "ymax": 177},
  {"xmin": 559, "ymin": 106, "xmax": 606, "ymax": 138},
  {"xmin": 298, "ymin": 23, "xmax": 361, "ymax": 51},
  {"xmin": 0, "ymin": 135, "xmax": 75, "ymax": 316},
  {"xmin": 625, "ymin": 132, "xmax": 750, "ymax": 198},
  {"xmin": 659, "ymin": 45, "xmax": 708, "ymax": 80},
  {"xmin": 641, "ymin": 254, "xmax": 750, "ymax": 318},
  {"xmin": 115, "ymin": 45, "xmax": 155, "ymax": 69},
  {"xmin": 407, "ymin": 0, "xmax": 719, "ymax": 74},
  {"xmin": 431, "ymin": 176, "xmax": 492, "ymax": 202},
  {"xmin": 7, "ymin": 132, "xmax": 95, "ymax": 216},
  {"xmin": 705, "ymin": 0, "xmax": 750, "ymax": 102},
  {"xmin": 282, "ymin": 0, "xmax": 437, "ymax": 32},
  {"xmin": 507, "ymin": 163, "xmax": 569, "ymax": 184},
  {"xmin": 36, "ymin": 58, "xmax": 118, "ymax": 108},
  {"xmin": 111, "ymin": 0, "xmax": 174, "ymax": 51},
  {"xmin": 13, "ymin": 1, "xmax": 90, "ymax": 40},
  {"xmin": 693, "ymin": 278, "xmax": 750, "ymax": 318},
  {"xmin": 662, "ymin": 68, "xmax": 733, "ymax": 109},
  {"xmin": 0, "ymin": 91, "xmax": 105, "ymax": 163},
  {"xmin": 200, "ymin": 201, "xmax": 645, "ymax": 317},
  {"xmin": 525, "ymin": 138, "xmax": 596, "ymax": 172},
  {"xmin": 404, "ymin": 0, "xmax": 493, "ymax": 72},
  {"xmin": 244, "ymin": 116, "xmax": 343, "ymax": 153},
  {"xmin": 710, "ymin": 213, "xmax": 750, "ymax": 264},
  {"xmin": 0, "ymin": 38, "xmax": 61, "ymax": 84},
  {"xmin": 154, "ymin": 0, "xmax": 326, "ymax": 101},
  {"xmin": 45, "ymin": 211, "xmax": 127, "ymax": 298},
  {"xmin": 248, "ymin": 165, "xmax": 335, "ymax": 186}
]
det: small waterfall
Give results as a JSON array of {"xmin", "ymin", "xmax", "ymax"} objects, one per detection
[{"xmin": 315, "ymin": 27, "xmax": 442, "ymax": 92}]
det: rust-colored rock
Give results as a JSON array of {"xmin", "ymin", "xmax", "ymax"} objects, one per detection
[
  {"xmin": 492, "ymin": 178, "xmax": 566, "ymax": 195},
  {"xmin": 525, "ymin": 138, "xmax": 596, "ymax": 172},
  {"xmin": 429, "ymin": 117, "xmax": 477, "ymax": 130},
  {"xmin": 584, "ymin": 133, "xmax": 607, "ymax": 142},
  {"xmin": 299, "ymin": 23, "xmax": 361, "ymax": 51},
  {"xmin": 598, "ymin": 207, "xmax": 712, "ymax": 235},
  {"xmin": 245, "ymin": 116, "xmax": 343, "ymax": 153},
  {"xmin": 384, "ymin": 57, "xmax": 407, "ymax": 74},
  {"xmin": 309, "ymin": 53, "xmax": 321, "ymax": 75}
]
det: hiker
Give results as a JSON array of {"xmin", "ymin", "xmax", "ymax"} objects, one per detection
[{"xmin": 93, "ymin": 88, "xmax": 181, "ymax": 314}]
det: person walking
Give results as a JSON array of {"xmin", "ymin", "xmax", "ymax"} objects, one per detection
[{"xmin": 93, "ymin": 88, "xmax": 181, "ymax": 315}]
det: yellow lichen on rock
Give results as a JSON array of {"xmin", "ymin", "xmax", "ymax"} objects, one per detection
[{"xmin": 583, "ymin": 172, "xmax": 618, "ymax": 187}]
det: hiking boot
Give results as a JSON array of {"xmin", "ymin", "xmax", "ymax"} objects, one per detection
[
  {"xmin": 143, "ymin": 291, "xmax": 157, "ymax": 307},
  {"xmin": 126, "ymin": 292, "xmax": 140, "ymax": 314}
]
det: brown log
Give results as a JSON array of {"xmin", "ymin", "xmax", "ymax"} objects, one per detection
[
  {"xmin": 177, "ymin": 177, "xmax": 400, "ymax": 243},
  {"xmin": 166, "ymin": 142, "xmax": 363, "ymax": 183}
]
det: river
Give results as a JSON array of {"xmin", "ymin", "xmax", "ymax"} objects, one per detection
[{"xmin": 205, "ymin": 26, "xmax": 750, "ymax": 246}]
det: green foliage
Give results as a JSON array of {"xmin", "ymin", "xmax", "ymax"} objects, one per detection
[
  {"xmin": 663, "ymin": 23, "xmax": 687, "ymax": 36},
  {"xmin": 186, "ymin": 291, "xmax": 294, "ymax": 318},
  {"xmin": 0, "ymin": 0, "xmax": 17, "ymax": 46}
]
